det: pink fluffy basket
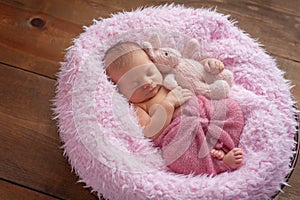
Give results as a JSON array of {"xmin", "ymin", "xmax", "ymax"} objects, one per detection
[{"xmin": 54, "ymin": 5, "xmax": 298, "ymax": 200}]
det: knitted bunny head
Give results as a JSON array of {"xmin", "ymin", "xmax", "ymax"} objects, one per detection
[
  {"xmin": 142, "ymin": 33, "xmax": 201, "ymax": 91},
  {"xmin": 143, "ymin": 33, "xmax": 199, "ymax": 73},
  {"xmin": 149, "ymin": 48, "xmax": 181, "ymax": 70},
  {"xmin": 143, "ymin": 42, "xmax": 181, "ymax": 74}
]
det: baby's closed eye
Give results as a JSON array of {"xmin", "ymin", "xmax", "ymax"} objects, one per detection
[{"xmin": 132, "ymin": 81, "xmax": 140, "ymax": 88}]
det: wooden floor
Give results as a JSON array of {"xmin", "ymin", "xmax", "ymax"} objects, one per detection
[{"xmin": 0, "ymin": 0, "xmax": 299, "ymax": 199}]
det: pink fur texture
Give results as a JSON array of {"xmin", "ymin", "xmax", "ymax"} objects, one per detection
[{"xmin": 54, "ymin": 5, "xmax": 298, "ymax": 200}]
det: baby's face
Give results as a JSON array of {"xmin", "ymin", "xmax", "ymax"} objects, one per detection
[{"xmin": 112, "ymin": 50, "xmax": 163, "ymax": 103}]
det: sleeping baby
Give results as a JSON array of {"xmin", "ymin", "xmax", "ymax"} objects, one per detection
[{"xmin": 104, "ymin": 42, "xmax": 244, "ymax": 175}]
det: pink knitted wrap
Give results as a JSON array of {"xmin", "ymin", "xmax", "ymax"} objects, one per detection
[{"xmin": 153, "ymin": 95, "xmax": 244, "ymax": 175}]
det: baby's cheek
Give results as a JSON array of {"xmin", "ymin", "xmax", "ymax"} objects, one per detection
[{"xmin": 118, "ymin": 87, "xmax": 133, "ymax": 99}]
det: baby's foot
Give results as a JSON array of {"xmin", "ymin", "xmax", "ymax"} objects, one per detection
[
  {"xmin": 210, "ymin": 149, "xmax": 225, "ymax": 160},
  {"xmin": 222, "ymin": 148, "xmax": 243, "ymax": 170}
]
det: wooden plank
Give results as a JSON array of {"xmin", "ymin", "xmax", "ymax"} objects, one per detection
[
  {"xmin": 1, "ymin": 0, "xmax": 299, "ymax": 79},
  {"xmin": 185, "ymin": 0, "xmax": 300, "ymax": 62},
  {"xmin": 0, "ymin": 63, "xmax": 97, "ymax": 200},
  {"xmin": 276, "ymin": 57, "xmax": 300, "ymax": 108},
  {"xmin": 0, "ymin": 0, "xmax": 147, "ymax": 78},
  {"xmin": 0, "ymin": 2, "xmax": 80, "ymax": 79},
  {"xmin": 0, "ymin": 180, "xmax": 56, "ymax": 200},
  {"xmin": 1, "ymin": 0, "xmax": 115, "ymax": 24}
]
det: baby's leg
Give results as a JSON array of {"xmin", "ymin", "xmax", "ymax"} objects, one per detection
[{"xmin": 222, "ymin": 148, "xmax": 243, "ymax": 170}]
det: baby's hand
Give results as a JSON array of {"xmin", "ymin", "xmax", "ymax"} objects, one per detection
[
  {"xmin": 202, "ymin": 58, "xmax": 224, "ymax": 74},
  {"xmin": 166, "ymin": 86, "xmax": 193, "ymax": 108}
]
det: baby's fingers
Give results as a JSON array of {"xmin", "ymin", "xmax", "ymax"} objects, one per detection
[
  {"xmin": 180, "ymin": 89, "xmax": 193, "ymax": 104},
  {"xmin": 182, "ymin": 89, "xmax": 193, "ymax": 97}
]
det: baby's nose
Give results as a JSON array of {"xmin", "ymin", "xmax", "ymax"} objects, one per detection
[
  {"xmin": 143, "ymin": 82, "xmax": 151, "ymax": 89},
  {"xmin": 143, "ymin": 78, "xmax": 153, "ymax": 88},
  {"xmin": 144, "ymin": 77, "xmax": 152, "ymax": 83}
]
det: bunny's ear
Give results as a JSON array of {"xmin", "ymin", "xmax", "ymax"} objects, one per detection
[
  {"xmin": 149, "ymin": 33, "xmax": 161, "ymax": 49},
  {"xmin": 183, "ymin": 38, "xmax": 200, "ymax": 58},
  {"xmin": 142, "ymin": 41, "xmax": 155, "ymax": 58}
]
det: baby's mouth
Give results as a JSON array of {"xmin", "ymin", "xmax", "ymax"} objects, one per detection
[
  {"xmin": 149, "ymin": 84, "xmax": 158, "ymax": 91},
  {"xmin": 149, "ymin": 85, "xmax": 154, "ymax": 91}
]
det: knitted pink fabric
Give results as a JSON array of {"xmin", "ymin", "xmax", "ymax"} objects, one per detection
[{"xmin": 153, "ymin": 95, "xmax": 244, "ymax": 175}]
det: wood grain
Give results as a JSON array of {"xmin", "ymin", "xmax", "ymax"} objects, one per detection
[
  {"xmin": 184, "ymin": 0, "xmax": 300, "ymax": 61},
  {"xmin": 0, "ymin": 64, "xmax": 97, "ymax": 200},
  {"xmin": 276, "ymin": 57, "xmax": 300, "ymax": 108},
  {"xmin": 1, "ymin": 0, "xmax": 299, "ymax": 79},
  {"xmin": 0, "ymin": 180, "xmax": 56, "ymax": 200},
  {"xmin": 0, "ymin": 0, "xmax": 299, "ymax": 199}
]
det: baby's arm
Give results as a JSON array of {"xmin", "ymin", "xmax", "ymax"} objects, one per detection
[
  {"xmin": 136, "ymin": 86, "xmax": 192, "ymax": 139},
  {"xmin": 136, "ymin": 101, "xmax": 174, "ymax": 139}
]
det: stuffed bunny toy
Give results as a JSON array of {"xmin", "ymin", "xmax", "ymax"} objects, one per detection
[{"xmin": 142, "ymin": 33, "xmax": 234, "ymax": 100}]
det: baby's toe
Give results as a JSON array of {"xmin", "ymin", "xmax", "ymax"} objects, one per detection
[{"xmin": 235, "ymin": 158, "xmax": 243, "ymax": 164}]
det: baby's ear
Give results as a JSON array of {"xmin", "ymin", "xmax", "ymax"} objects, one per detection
[{"xmin": 183, "ymin": 38, "xmax": 200, "ymax": 58}]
